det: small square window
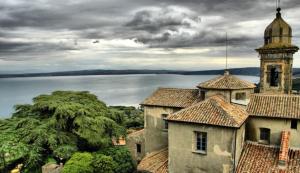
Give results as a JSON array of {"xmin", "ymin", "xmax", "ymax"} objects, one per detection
[
  {"xmin": 195, "ymin": 132, "xmax": 207, "ymax": 153},
  {"xmin": 200, "ymin": 90, "xmax": 206, "ymax": 100},
  {"xmin": 162, "ymin": 114, "xmax": 168, "ymax": 130},
  {"xmin": 260, "ymin": 128, "xmax": 270, "ymax": 143},
  {"xmin": 291, "ymin": 120, "xmax": 298, "ymax": 129},
  {"xmin": 136, "ymin": 144, "xmax": 141, "ymax": 153},
  {"xmin": 236, "ymin": 92, "xmax": 246, "ymax": 100}
]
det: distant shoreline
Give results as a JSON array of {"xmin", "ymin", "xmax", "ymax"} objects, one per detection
[{"xmin": 0, "ymin": 67, "xmax": 300, "ymax": 79}]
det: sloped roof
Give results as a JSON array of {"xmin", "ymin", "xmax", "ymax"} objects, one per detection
[
  {"xmin": 247, "ymin": 94, "xmax": 300, "ymax": 119},
  {"xmin": 127, "ymin": 129, "xmax": 144, "ymax": 138},
  {"xmin": 236, "ymin": 142, "xmax": 300, "ymax": 173},
  {"xmin": 141, "ymin": 88, "xmax": 200, "ymax": 108},
  {"xmin": 167, "ymin": 95, "xmax": 248, "ymax": 128},
  {"xmin": 197, "ymin": 73, "xmax": 256, "ymax": 90},
  {"xmin": 137, "ymin": 148, "xmax": 168, "ymax": 173}
]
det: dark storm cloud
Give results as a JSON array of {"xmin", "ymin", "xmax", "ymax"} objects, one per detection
[
  {"xmin": 126, "ymin": 9, "xmax": 194, "ymax": 33},
  {"xmin": 0, "ymin": 40, "xmax": 79, "ymax": 57},
  {"xmin": 0, "ymin": 0, "xmax": 300, "ymax": 72}
]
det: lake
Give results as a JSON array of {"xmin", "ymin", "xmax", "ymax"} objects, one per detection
[{"xmin": 0, "ymin": 74, "xmax": 259, "ymax": 118}]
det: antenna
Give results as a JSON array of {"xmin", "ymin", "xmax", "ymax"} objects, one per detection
[
  {"xmin": 276, "ymin": 0, "xmax": 281, "ymax": 9},
  {"xmin": 225, "ymin": 32, "xmax": 228, "ymax": 70}
]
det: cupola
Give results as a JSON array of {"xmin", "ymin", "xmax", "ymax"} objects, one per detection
[{"xmin": 264, "ymin": 8, "xmax": 292, "ymax": 47}]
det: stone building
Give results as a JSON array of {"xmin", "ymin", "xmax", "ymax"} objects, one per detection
[
  {"xmin": 256, "ymin": 8, "xmax": 299, "ymax": 94},
  {"xmin": 133, "ymin": 7, "xmax": 300, "ymax": 173}
]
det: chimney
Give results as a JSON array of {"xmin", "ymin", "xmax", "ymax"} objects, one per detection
[{"xmin": 278, "ymin": 130, "xmax": 291, "ymax": 169}]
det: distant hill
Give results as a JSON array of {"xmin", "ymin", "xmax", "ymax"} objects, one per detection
[
  {"xmin": 293, "ymin": 78, "xmax": 300, "ymax": 91},
  {"xmin": 0, "ymin": 67, "xmax": 300, "ymax": 78}
]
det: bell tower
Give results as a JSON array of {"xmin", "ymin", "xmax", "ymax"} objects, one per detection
[{"xmin": 256, "ymin": 7, "xmax": 299, "ymax": 94}]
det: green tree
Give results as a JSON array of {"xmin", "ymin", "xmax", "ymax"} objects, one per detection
[
  {"xmin": 98, "ymin": 147, "xmax": 135, "ymax": 173},
  {"xmin": 92, "ymin": 154, "xmax": 116, "ymax": 173},
  {"xmin": 62, "ymin": 152, "xmax": 93, "ymax": 173},
  {"xmin": 0, "ymin": 91, "xmax": 128, "ymax": 172}
]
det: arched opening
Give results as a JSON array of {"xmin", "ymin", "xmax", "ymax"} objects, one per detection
[{"xmin": 270, "ymin": 67, "xmax": 279, "ymax": 87}]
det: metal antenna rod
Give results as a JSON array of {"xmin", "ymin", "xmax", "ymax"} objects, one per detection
[{"xmin": 225, "ymin": 32, "xmax": 228, "ymax": 70}]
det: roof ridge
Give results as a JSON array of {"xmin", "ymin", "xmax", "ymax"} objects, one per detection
[
  {"xmin": 210, "ymin": 97, "xmax": 239, "ymax": 127},
  {"xmin": 158, "ymin": 87, "xmax": 196, "ymax": 90}
]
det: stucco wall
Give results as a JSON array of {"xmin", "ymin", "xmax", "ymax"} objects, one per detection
[
  {"xmin": 144, "ymin": 106, "xmax": 181, "ymax": 154},
  {"xmin": 203, "ymin": 88, "xmax": 254, "ymax": 106},
  {"xmin": 168, "ymin": 122, "xmax": 238, "ymax": 173},
  {"xmin": 126, "ymin": 131, "xmax": 145, "ymax": 162},
  {"xmin": 235, "ymin": 123, "xmax": 245, "ymax": 167},
  {"xmin": 246, "ymin": 117, "xmax": 300, "ymax": 147},
  {"xmin": 231, "ymin": 89, "xmax": 254, "ymax": 106},
  {"xmin": 206, "ymin": 90, "xmax": 231, "ymax": 102}
]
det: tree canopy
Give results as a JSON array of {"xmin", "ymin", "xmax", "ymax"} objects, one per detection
[{"xmin": 0, "ymin": 91, "xmax": 138, "ymax": 172}]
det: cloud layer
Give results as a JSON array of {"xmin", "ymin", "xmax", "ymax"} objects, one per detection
[{"xmin": 0, "ymin": 0, "xmax": 300, "ymax": 73}]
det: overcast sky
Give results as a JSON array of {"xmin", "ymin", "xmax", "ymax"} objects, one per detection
[{"xmin": 0, "ymin": 0, "xmax": 300, "ymax": 73}]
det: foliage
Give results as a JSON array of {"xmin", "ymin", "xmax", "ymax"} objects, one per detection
[
  {"xmin": 0, "ymin": 91, "xmax": 136, "ymax": 172},
  {"xmin": 92, "ymin": 153, "xmax": 116, "ymax": 173},
  {"xmin": 109, "ymin": 106, "xmax": 143, "ymax": 129},
  {"xmin": 62, "ymin": 152, "xmax": 93, "ymax": 173},
  {"xmin": 98, "ymin": 147, "xmax": 136, "ymax": 173}
]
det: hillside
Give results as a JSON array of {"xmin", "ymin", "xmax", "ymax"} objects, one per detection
[
  {"xmin": 0, "ymin": 67, "xmax": 260, "ymax": 78},
  {"xmin": 293, "ymin": 78, "xmax": 300, "ymax": 91},
  {"xmin": 1, "ymin": 67, "xmax": 300, "ymax": 78}
]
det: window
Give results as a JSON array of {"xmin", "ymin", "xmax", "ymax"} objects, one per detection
[
  {"xmin": 136, "ymin": 144, "xmax": 141, "ymax": 153},
  {"xmin": 270, "ymin": 67, "xmax": 279, "ymax": 87},
  {"xmin": 235, "ymin": 92, "xmax": 246, "ymax": 100},
  {"xmin": 200, "ymin": 90, "xmax": 206, "ymax": 101},
  {"xmin": 291, "ymin": 120, "xmax": 298, "ymax": 129},
  {"xmin": 161, "ymin": 114, "xmax": 168, "ymax": 130},
  {"xmin": 260, "ymin": 128, "xmax": 270, "ymax": 143},
  {"xmin": 195, "ymin": 132, "xmax": 207, "ymax": 153}
]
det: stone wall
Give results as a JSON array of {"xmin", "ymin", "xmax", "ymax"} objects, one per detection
[{"xmin": 259, "ymin": 55, "xmax": 293, "ymax": 94}]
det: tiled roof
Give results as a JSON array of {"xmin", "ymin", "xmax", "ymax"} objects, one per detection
[
  {"xmin": 247, "ymin": 94, "xmax": 300, "ymax": 119},
  {"xmin": 236, "ymin": 142, "xmax": 300, "ymax": 173},
  {"xmin": 141, "ymin": 88, "xmax": 200, "ymax": 108},
  {"xmin": 167, "ymin": 95, "xmax": 248, "ymax": 128},
  {"xmin": 279, "ymin": 131, "xmax": 291, "ymax": 166},
  {"xmin": 137, "ymin": 148, "xmax": 168, "ymax": 173},
  {"xmin": 127, "ymin": 129, "xmax": 144, "ymax": 138},
  {"xmin": 197, "ymin": 72, "xmax": 256, "ymax": 90}
]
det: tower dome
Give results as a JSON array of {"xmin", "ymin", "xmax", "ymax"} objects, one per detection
[{"xmin": 264, "ymin": 8, "xmax": 292, "ymax": 47}]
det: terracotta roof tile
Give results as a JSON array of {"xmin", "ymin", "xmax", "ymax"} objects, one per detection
[
  {"xmin": 167, "ymin": 95, "xmax": 248, "ymax": 128},
  {"xmin": 247, "ymin": 94, "xmax": 300, "ymax": 119},
  {"xmin": 127, "ymin": 129, "xmax": 144, "ymax": 138},
  {"xmin": 141, "ymin": 88, "xmax": 200, "ymax": 108},
  {"xmin": 197, "ymin": 73, "xmax": 256, "ymax": 90},
  {"xmin": 236, "ymin": 142, "xmax": 300, "ymax": 173},
  {"xmin": 279, "ymin": 131, "xmax": 291, "ymax": 167},
  {"xmin": 137, "ymin": 148, "xmax": 168, "ymax": 173}
]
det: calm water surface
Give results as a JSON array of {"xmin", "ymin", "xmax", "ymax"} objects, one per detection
[{"xmin": 0, "ymin": 74, "xmax": 259, "ymax": 118}]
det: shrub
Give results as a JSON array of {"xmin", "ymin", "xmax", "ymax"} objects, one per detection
[
  {"xmin": 92, "ymin": 154, "xmax": 116, "ymax": 173},
  {"xmin": 62, "ymin": 152, "xmax": 93, "ymax": 173},
  {"xmin": 98, "ymin": 147, "xmax": 135, "ymax": 173}
]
